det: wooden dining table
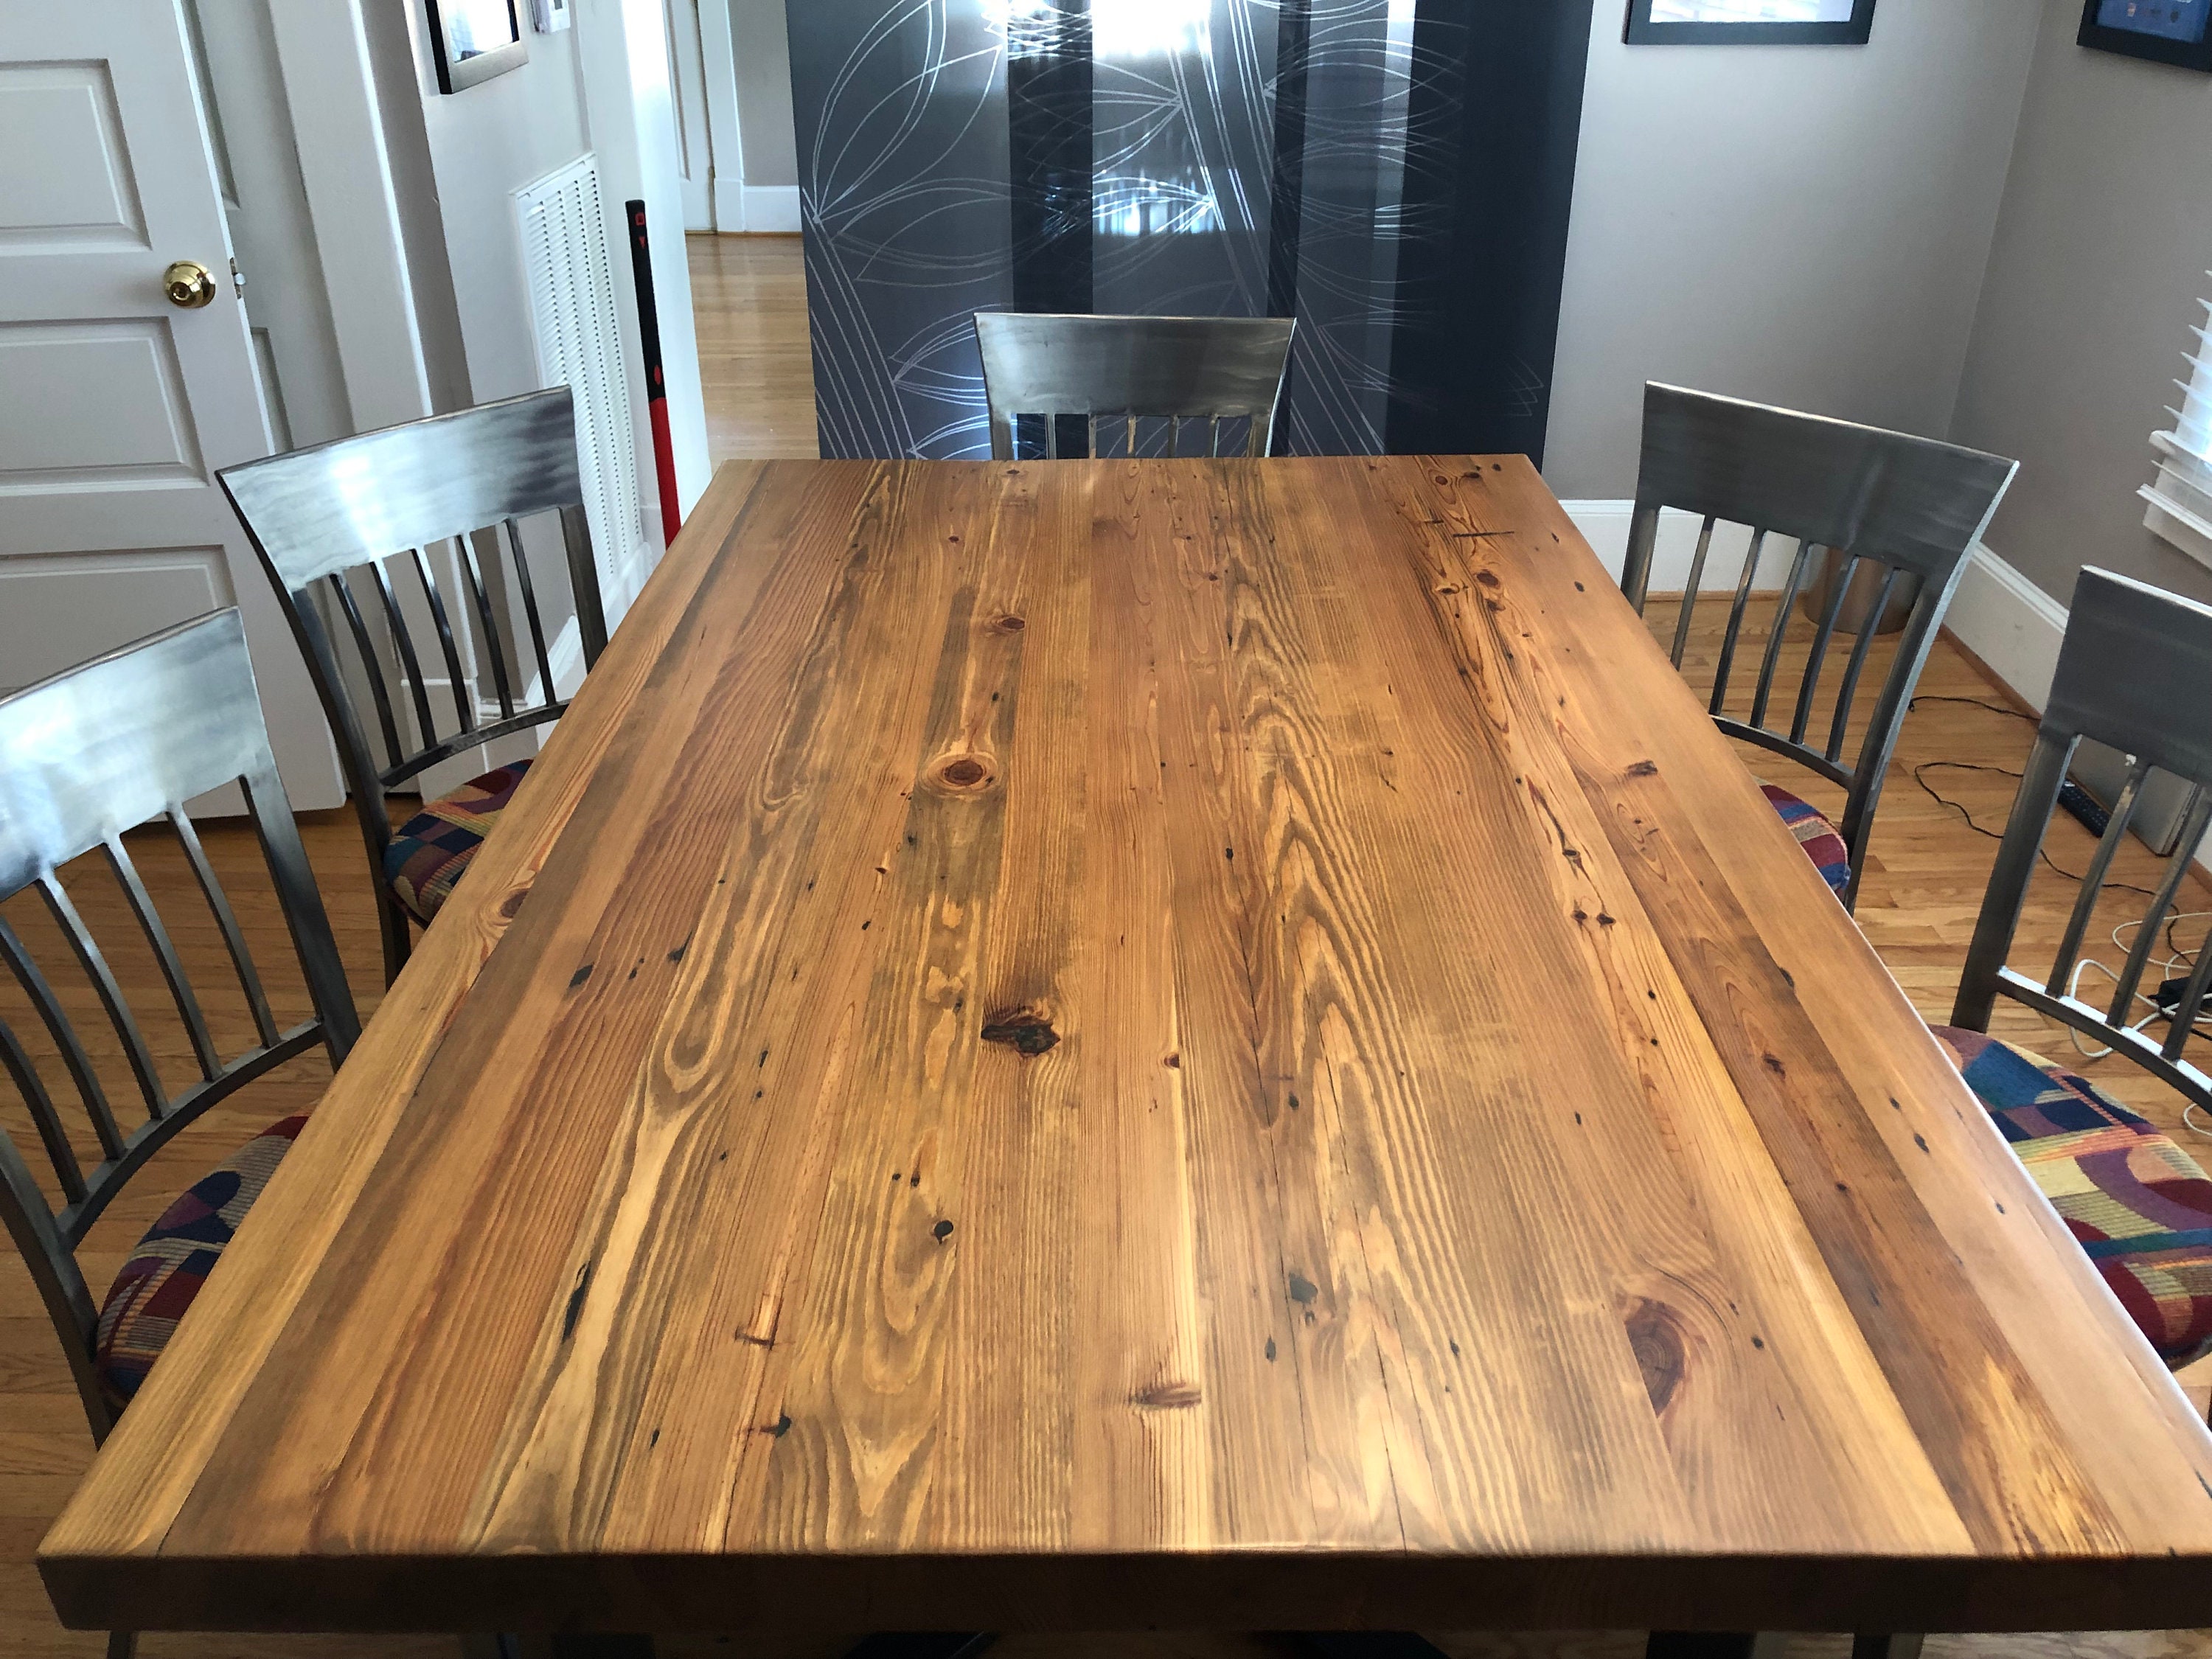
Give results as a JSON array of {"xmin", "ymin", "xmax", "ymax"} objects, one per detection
[{"xmin": 41, "ymin": 456, "xmax": 2212, "ymax": 1641}]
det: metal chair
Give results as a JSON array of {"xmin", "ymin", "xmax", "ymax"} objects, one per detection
[
  {"xmin": 1952, "ymin": 567, "xmax": 2212, "ymax": 1107},
  {"xmin": 1856, "ymin": 567, "xmax": 2212, "ymax": 1659},
  {"xmin": 218, "ymin": 387, "xmax": 604, "ymax": 985},
  {"xmin": 973, "ymin": 312, "xmax": 1295, "ymax": 459},
  {"xmin": 0, "ymin": 611, "xmax": 358, "ymax": 1658},
  {"xmin": 1623, "ymin": 383, "xmax": 2017, "ymax": 910}
]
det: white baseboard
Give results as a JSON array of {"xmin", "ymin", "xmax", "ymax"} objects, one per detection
[
  {"xmin": 730, "ymin": 184, "xmax": 799, "ymax": 234},
  {"xmin": 1561, "ymin": 501, "xmax": 1801, "ymax": 592},
  {"xmin": 712, "ymin": 176, "xmax": 746, "ymax": 234},
  {"xmin": 1946, "ymin": 543, "xmax": 2067, "ymax": 712}
]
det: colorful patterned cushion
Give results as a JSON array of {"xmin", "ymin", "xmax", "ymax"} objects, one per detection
[
  {"xmin": 94, "ymin": 1114, "xmax": 307, "ymax": 1413},
  {"xmin": 1761, "ymin": 782, "xmax": 1851, "ymax": 897},
  {"xmin": 1933, "ymin": 1026, "xmax": 2212, "ymax": 1369},
  {"xmin": 383, "ymin": 759, "xmax": 532, "ymax": 925}
]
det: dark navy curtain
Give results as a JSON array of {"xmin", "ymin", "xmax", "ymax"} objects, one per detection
[{"xmin": 784, "ymin": 0, "xmax": 1593, "ymax": 461}]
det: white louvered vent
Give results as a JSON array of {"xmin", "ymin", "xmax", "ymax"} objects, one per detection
[{"xmin": 514, "ymin": 154, "xmax": 644, "ymax": 613}]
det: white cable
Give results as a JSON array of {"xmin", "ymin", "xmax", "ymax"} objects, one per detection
[{"xmin": 2061, "ymin": 911, "xmax": 2212, "ymax": 1138}]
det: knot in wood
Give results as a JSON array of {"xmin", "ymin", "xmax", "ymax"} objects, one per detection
[
  {"xmin": 1621, "ymin": 1296, "xmax": 1687, "ymax": 1415},
  {"xmin": 981, "ymin": 1006, "xmax": 1059, "ymax": 1055},
  {"xmin": 925, "ymin": 751, "xmax": 998, "ymax": 795},
  {"xmin": 992, "ymin": 612, "xmax": 1026, "ymax": 633},
  {"xmin": 1132, "ymin": 1379, "xmax": 1203, "ymax": 1411}
]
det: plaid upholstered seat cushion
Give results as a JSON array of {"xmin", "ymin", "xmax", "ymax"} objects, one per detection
[
  {"xmin": 1760, "ymin": 782, "xmax": 1849, "ymax": 897},
  {"xmin": 1933, "ymin": 1026, "xmax": 2212, "ymax": 1369},
  {"xmin": 94, "ymin": 1114, "xmax": 307, "ymax": 1413},
  {"xmin": 383, "ymin": 759, "xmax": 532, "ymax": 925}
]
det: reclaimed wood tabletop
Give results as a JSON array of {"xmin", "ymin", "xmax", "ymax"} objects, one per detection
[{"xmin": 40, "ymin": 456, "xmax": 2212, "ymax": 1638}]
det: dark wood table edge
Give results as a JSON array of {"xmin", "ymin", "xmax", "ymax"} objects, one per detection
[{"xmin": 41, "ymin": 1548, "xmax": 2212, "ymax": 1634}]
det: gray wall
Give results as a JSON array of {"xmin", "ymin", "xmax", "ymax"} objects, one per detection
[
  {"xmin": 731, "ymin": 0, "xmax": 797, "ymax": 187},
  {"xmin": 1950, "ymin": 0, "xmax": 2212, "ymax": 608},
  {"xmin": 1543, "ymin": 0, "xmax": 2041, "ymax": 501}
]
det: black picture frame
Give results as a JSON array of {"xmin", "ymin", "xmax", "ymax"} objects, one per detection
[
  {"xmin": 2078, "ymin": 0, "xmax": 2212, "ymax": 71},
  {"xmin": 425, "ymin": 0, "xmax": 529, "ymax": 94},
  {"xmin": 1624, "ymin": 1, "xmax": 1875, "ymax": 45}
]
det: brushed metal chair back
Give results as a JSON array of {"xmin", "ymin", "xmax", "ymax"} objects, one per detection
[
  {"xmin": 1623, "ymin": 382, "xmax": 2018, "ymax": 908},
  {"xmin": 974, "ymin": 312, "xmax": 1295, "ymax": 459},
  {"xmin": 0, "ymin": 609, "xmax": 359, "ymax": 1443},
  {"xmin": 1952, "ymin": 568, "xmax": 2212, "ymax": 1115},
  {"xmin": 218, "ymin": 388, "xmax": 603, "ymax": 983}
]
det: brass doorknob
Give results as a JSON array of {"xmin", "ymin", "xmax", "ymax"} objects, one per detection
[{"xmin": 162, "ymin": 260, "xmax": 216, "ymax": 308}]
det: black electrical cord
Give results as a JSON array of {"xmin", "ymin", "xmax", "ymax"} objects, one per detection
[
  {"xmin": 1909, "ymin": 693, "xmax": 2037, "ymax": 723},
  {"xmin": 1911, "ymin": 759, "xmax": 2160, "ymax": 897}
]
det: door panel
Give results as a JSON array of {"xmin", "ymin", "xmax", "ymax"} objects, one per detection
[
  {"xmin": 0, "ymin": 547, "xmax": 226, "ymax": 696},
  {"xmin": 0, "ymin": 62, "xmax": 148, "ymax": 248},
  {"xmin": 0, "ymin": 4, "xmax": 341, "ymax": 810},
  {"xmin": 0, "ymin": 320, "xmax": 203, "ymax": 487}
]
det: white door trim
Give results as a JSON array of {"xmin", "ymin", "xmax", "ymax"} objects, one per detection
[
  {"xmin": 695, "ymin": 0, "xmax": 745, "ymax": 232},
  {"xmin": 263, "ymin": 2, "xmax": 434, "ymax": 433}
]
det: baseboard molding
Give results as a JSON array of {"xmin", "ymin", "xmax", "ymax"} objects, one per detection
[
  {"xmin": 712, "ymin": 176, "xmax": 746, "ymax": 234},
  {"xmin": 1946, "ymin": 543, "xmax": 2067, "ymax": 712},
  {"xmin": 734, "ymin": 184, "xmax": 800, "ymax": 234}
]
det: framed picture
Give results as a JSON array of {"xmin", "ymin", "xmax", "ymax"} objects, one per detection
[
  {"xmin": 1624, "ymin": 1, "xmax": 1876, "ymax": 45},
  {"xmin": 2079, "ymin": 0, "xmax": 2212, "ymax": 70},
  {"xmin": 425, "ymin": 0, "xmax": 529, "ymax": 93}
]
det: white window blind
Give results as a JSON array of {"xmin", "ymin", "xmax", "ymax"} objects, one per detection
[{"xmin": 2141, "ymin": 276, "xmax": 2212, "ymax": 568}]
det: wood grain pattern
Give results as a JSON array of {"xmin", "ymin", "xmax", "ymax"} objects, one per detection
[{"xmin": 37, "ymin": 457, "xmax": 2212, "ymax": 1638}]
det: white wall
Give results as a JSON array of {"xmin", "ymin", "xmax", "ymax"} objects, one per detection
[
  {"xmin": 395, "ymin": 1, "xmax": 710, "ymax": 552},
  {"xmin": 695, "ymin": 0, "xmax": 799, "ymax": 229},
  {"xmin": 1543, "ymin": 0, "xmax": 2043, "ymax": 501},
  {"xmin": 729, "ymin": 0, "xmax": 797, "ymax": 187},
  {"xmin": 1949, "ymin": 0, "xmax": 2212, "ymax": 612}
]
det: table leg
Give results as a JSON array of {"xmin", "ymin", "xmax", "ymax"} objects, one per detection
[{"xmin": 1851, "ymin": 1639, "xmax": 1923, "ymax": 1659}]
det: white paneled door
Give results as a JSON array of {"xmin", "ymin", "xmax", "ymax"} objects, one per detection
[{"xmin": 0, "ymin": 3, "xmax": 341, "ymax": 808}]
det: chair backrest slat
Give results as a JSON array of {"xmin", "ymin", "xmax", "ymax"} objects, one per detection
[
  {"xmin": 2046, "ymin": 759, "xmax": 2149, "ymax": 998},
  {"xmin": 324, "ymin": 572, "xmax": 405, "ymax": 773},
  {"xmin": 1668, "ymin": 515, "xmax": 1718, "ymax": 669},
  {"xmin": 171, "ymin": 806, "xmax": 280, "ymax": 1049},
  {"xmin": 2107, "ymin": 787, "xmax": 2212, "ymax": 1027},
  {"xmin": 0, "ymin": 608, "xmax": 360, "ymax": 1439},
  {"xmin": 412, "ymin": 546, "xmax": 476, "ymax": 737},
  {"xmin": 1825, "ymin": 565, "xmax": 1899, "ymax": 765},
  {"xmin": 39, "ymin": 872, "xmax": 170, "ymax": 1133},
  {"xmin": 1954, "ymin": 568, "xmax": 2212, "ymax": 1113},
  {"xmin": 975, "ymin": 313, "xmax": 1295, "ymax": 461},
  {"xmin": 1708, "ymin": 529, "xmax": 1767, "ymax": 716},
  {"xmin": 102, "ymin": 835, "xmax": 220, "ymax": 1082},
  {"xmin": 456, "ymin": 533, "xmax": 516, "ymax": 720},
  {"xmin": 1747, "ymin": 538, "xmax": 1818, "ymax": 731},
  {"xmin": 0, "ymin": 1015, "xmax": 85, "ymax": 1205},
  {"xmin": 1624, "ymin": 383, "xmax": 2017, "ymax": 910},
  {"xmin": 0, "ymin": 913, "xmax": 125, "ymax": 1160},
  {"xmin": 506, "ymin": 518, "xmax": 559, "ymax": 702},
  {"xmin": 1791, "ymin": 552, "xmax": 1857, "ymax": 747},
  {"xmin": 369, "ymin": 557, "xmax": 439, "ymax": 758},
  {"xmin": 220, "ymin": 389, "xmax": 601, "ymax": 985}
]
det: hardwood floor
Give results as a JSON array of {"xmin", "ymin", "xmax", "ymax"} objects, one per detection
[
  {"xmin": 689, "ymin": 234, "xmax": 817, "ymax": 462},
  {"xmin": 4, "ymin": 239, "xmax": 2209, "ymax": 1652}
]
